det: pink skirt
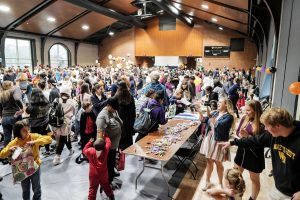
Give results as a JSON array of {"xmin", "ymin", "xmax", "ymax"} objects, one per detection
[{"xmin": 200, "ymin": 130, "xmax": 230, "ymax": 162}]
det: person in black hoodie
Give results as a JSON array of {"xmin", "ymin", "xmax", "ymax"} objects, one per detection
[
  {"xmin": 91, "ymin": 83, "xmax": 107, "ymax": 117},
  {"xmin": 220, "ymin": 107, "xmax": 300, "ymax": 200}
]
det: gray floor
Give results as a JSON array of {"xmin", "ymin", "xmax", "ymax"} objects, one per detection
[{"xmin": 0, "ymin": 140, "xmax": 191, "ymax": 200}]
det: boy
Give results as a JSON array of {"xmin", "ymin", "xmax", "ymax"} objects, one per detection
[{"xmin": 83, "ymin": 137, "xmax": 114, "ymax": 200}]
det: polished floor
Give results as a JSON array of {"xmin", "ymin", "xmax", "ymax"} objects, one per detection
[{"xmin": 0, "ymin": 133, "xmax": 274, "ymax": 200}]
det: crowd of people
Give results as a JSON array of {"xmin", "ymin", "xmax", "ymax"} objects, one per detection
[{"xmin": 0, "ymin": 64, "xmax": 299, "ymax": 200}]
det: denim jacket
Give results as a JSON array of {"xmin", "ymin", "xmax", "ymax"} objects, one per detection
[{"xmin": 214, "ymin": 112, "xmax": 234, "ymax": 141}]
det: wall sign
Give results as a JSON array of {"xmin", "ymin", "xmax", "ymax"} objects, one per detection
[{"xmin": 204, "ymin": 46, "xmax": 230, "ymax": 57}]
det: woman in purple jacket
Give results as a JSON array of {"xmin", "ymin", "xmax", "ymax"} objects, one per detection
[{"xmin": 135, "ymin": 90, "xmax": 168, "ymax": 142}]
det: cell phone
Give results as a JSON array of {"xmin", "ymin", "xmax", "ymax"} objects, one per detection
[{"xmin": 204, "ymin": 101, "xmax": 210, "ymax": 107}]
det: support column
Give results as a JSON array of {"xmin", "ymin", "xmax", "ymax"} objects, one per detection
[
  {"xmin": 0, "ymin": 32, "xmax": 7, "ymax": 67},
  {"xmin": 75, "ymin": 42, "xmax": 80, "ymax": 66}
]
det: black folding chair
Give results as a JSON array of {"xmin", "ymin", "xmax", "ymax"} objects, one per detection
[{"xmin": 172, "ymin": 133, "xmax": 202, "ymax": 180}]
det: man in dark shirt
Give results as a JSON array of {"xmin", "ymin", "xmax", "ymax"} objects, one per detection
[
  {"xmin": 220, "ymin": 108, "xmax": 300, "ymax": 200},
  {"xmin": 48, "ymin": 78, "xmax": 60, "ymax": 103}
]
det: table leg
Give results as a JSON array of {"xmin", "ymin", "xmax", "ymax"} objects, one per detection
[
  {"xmin": 135, "ymin": 157, "xmax": 145, "ymax": 191},
  {"xmin": 160, "ymin": 162, "xmax": 172, "ymax": 198}
]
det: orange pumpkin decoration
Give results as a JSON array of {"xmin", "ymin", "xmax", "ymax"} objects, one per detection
[
  {"xmin": 288, "ymin": 82, "xmax": 300, "ymax": 95},
  {"xmin": 266, "ymin": 68, "xmax": 271, "ymax": 74}
]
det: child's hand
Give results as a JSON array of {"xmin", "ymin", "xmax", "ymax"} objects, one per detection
[
  {"xmin": 26, "ymin": 141, "xmax": 35, "ymax": 146},
  {"xmin": 9, "ymin": 146, "xmax": 18, "ymax": 152},
  {"xmin": 89, "ymin": 138, "xmax": 95, "ymax": 143}
]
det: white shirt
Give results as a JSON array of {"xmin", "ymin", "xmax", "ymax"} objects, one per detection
[{"xmin": 202, "ymin": 76, "xmax": 214, "ymax": 89}]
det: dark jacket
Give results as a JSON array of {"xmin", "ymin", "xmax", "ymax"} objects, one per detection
[
  {"xmin": 208, "ymin": 92, "xmax": 219, "ymax": 102},
  {"xmin": 228, "ymin": 84, "xmax": 240, "ymax": 98},
  {"xmin": 118, "ymin": 95, "xmax": 136, "ymax": 150},
  {"xmin": 110, "ymin": 83, "xmax": 118, "ymax": 97},
  {"xmin": 80, "ymin": 111, "xmax": 97, "ymax": 137},
  {"xmin": 90, "ymin": 93, "xmax": 107, "ymax": 117},
  {"xmin": 26, "ymin": 89, "xmax": 50, "ymax": 128},
  {"xmin": 214, "ymin": 112, "xmax": 234, "ymax": 141},
  {"xmin": 230, "ymin": 121, "xmax": 300, "ymax": 196},
  {"xmin": 140, "ymin": 99, "xmax": 167, "ymax": 132}
]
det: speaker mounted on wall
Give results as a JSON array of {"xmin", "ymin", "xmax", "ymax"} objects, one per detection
[{"xmin": 230, "ymin": 38, "xmax": 245, "ymax": 51}]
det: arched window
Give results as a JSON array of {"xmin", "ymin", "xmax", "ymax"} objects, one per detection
[{"xmin": 49, "ymin": 43, "xmax": 70, "ymax": 67}]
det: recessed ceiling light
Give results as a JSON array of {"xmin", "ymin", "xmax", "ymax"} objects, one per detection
[
  {"xmin": 109, "ymin": 31, "xmax": 114, "ymax": 36},
  {"xmin": 82, "ymin": 25, "xmax": 89, "ymax": 30},
  {"xmin": 212, "ymin": 17, "xmax": 218, "ymax": 22},
  {"xmin": 201, "ymin": 4, "xmax": 209, "ymax": 9},
  {"xmin": 47, "ymin": 17, "xmax": 56, "ymax": 22},
  {"xmin": 0, "ymin": 5, "xmax": 10, "ymax": 12},
  {"xmin": 218, "ymin": 27, "xmax": 223, "ymax": 30}
]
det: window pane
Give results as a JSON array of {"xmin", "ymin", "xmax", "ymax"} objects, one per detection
[
  {"xmin": 17, "ymin": 39, "xmax": 31, "ymax": 59},
  {"xmin": 49, "ymin": 44, "xmax": 69, "ymax": 67},
  {"xmin": 5, "ymin": 38, "xmax": 17, "ymax": 59}
]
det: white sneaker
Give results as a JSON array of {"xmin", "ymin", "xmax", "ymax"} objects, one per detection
[
  {"xmin": 68, "ymin": 149, "xmax": 75, "ymax": 156},
  {"xmin": 53, "ymin": 155, "xmax": 63, "ymax": 166},
  {"xmin": 202, "ymin": 182, "xmax": 212, "ymax": 191}
]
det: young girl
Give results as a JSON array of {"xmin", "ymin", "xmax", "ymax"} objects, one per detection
[
  {"xmin": 52, "ymin": 86, "xmax": 76, "ymax": 165},
  {"xmin": 207, "ymin": 168, "xmax": 246, "ymax": 200},
  {"xmin": 0, "ymin": 120, "xmax": 52, "ymax": 200}
]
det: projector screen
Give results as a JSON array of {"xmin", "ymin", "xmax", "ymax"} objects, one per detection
[{"xmin": 155, "ymin": 56, "xmax": 179, "ymax": 67}]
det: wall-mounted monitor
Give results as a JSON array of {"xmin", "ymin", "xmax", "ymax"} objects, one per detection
[
  {"xmin": 230, "ymin": 38, "xmax": 245, "ymax": 51},
  {"xmin": 204, "ymin": 46, "xmax": 230, "ymax": 57}
]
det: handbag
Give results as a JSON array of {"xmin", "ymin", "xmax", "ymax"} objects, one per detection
[
  {"xmin": 11, "ymin": 141, "xmax": 39, "ymax": 184},
  {"xmin": 115, "ymin": 149, "xmax": 125, "ymax": 171}
]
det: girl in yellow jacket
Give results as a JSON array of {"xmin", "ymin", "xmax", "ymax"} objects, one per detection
[{"xmin": 0, "ymin": 120, "xmax": 52, "ymax": 200}]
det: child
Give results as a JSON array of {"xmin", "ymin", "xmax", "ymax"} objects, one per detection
[
  {"xmin": 83, "ymin": 137, "xmax": 114, "ymax": 200},
  {"xmin": 206, "ymin": 168, "xmax": 246, "ymax": 200},
  {"xmin": 76, "ymin": 102, "xmax": 97, "ymax": 164},
  {"xmin": 52, "ymin": 86, "xmax": 75, "ymax": 165}
]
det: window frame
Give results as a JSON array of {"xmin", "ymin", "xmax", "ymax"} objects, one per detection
[
  {"xmin": 4, "ymin": 37, "xmax": 35, "ymax": 70},
  {"xmin": 48, "ymin": 43, "xmax": 71, "ymax": 68}
]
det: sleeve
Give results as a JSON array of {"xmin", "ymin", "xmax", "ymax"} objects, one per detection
[
  {"xmin": 13, "ymin": 87, "xmax": 22, "ymax": 101},
  {"xmin": 230, "ymin": 131, "xmax": 272, "ymax": 149},
  {"xmin": 0, "ymin": 140, "xmax": 17, "ymax": 159},
  {"xmin": 158, "ymin": 108, "xmax": 168, "ymax": 125},
  {"xmin": 91, "ymin": 96, "xmax": 107, "ymax": 111},
  {"xmin": 83, "ymin": 141, "xmax": 94, "ymax": 158},
  {"xmin": 32, "ymin": 134, "xmax": 52, "ymax": 147},
  {"xmin": 0, "ymin": 103, "xmax": 3, "ymax": 117},
  {"xmin": 96, "ymin": 115, "xmax": 108, "ymax": 132}
]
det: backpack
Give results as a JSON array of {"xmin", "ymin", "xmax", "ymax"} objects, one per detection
[
  {"xmin": 133, "ymin": 101, "xmax": 157, "ymax": 135},
  {"xmin": 84, "ymin": 115, "xmax": 94, "ymax": 134},
  {"xmin": 49, "ymin": 98, "xmax": 65, "ymax": 127}
]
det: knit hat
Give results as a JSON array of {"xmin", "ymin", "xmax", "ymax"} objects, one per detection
[{"xmin": 60, "ymin": 85, "xmax": 71, "ymax": 97}]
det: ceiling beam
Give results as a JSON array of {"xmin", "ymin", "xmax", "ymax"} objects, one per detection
[
  {"xmin": 204, "ymin": 0, "xmax": 248, "ymax": 13},
  {"xmin": 5, "ymin": 0, "xmax": 57, "ymax": 30},
  {"xmin": 47, "ymin": 10, "xmax": 91, "ymax": 36},
  {"xmin": 170, "ymin": 0, "xmax": 247, "ymax": 25},
  {"xmin": 150, "ymin": 0, "xmax": 194, "ymax": 27},
  {"xmin": 64, "ymin": 0, "xmax": 146, "ymax": 28}
]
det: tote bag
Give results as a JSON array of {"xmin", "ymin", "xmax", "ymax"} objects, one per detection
[{"xmin": 11, "ymin": 144, "xmax": 39, "ymax": 184}]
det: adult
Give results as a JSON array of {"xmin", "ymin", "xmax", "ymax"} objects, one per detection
[
  {"xmin": 228, "ymin": 77, "xmax": 241, "ymax": 118},
  {"xmin": 213, "ymin": 80, "xmax": 226, "ymax": 100},
  {"xmin": 110, "ymin": 75, "xmax": 118, "ymax": 97},
  {"xmin": 114, "ymin": 81, "xmax": 136, "ymax": 150},
  {"xmin": 26, "ymin": 88, "xmax": 52, "ymax": 155},
  {"xmin": 142, "ymin": 72, "xmax": 168, "ymax": 106},
  {"xmin": 91, "ymin": 83, "xmax": 107, "ymax": 117},
  {"xmin": 200, "ymin": 98, "xmax": 234, "ymax": 191},
  {"xmin": 48, "ymin": 78, "xmax": 60, "ymax": 103},
  {"xmin": 188, "ymin": 76, "xmax": 196, "ymax": 101},
  {"xmin": 234, "ymin": 100, "xmax": 265, "ymax": 200},
  {"xmin": 129, "ymin": 76, "xmax": 136, "ymax": 97},
  {"xmin": 205, "ymin": 86, "xmax": 219, "ymax": 103},
  {"xmin": 0, "ymin": 120, "xmax": 52, "ymax": 200},
  {"xmin": 0, "ymin": 81, "xmax": 23, "ymax": 147},
  {"xmin": 202, "ymin": 73, "xmax": 214, "ymax": 96},
  {"xmin": 37, "ymin": 80, "xmax": 50, "ymax": 101},
  {"xmin": 221, "ymin": 108, "xmax": 300, "ymax": 200},
  {"xmin": 135, "ymin": 91, "xmax": 168, "ymax": 142},
  {"xmin": 96, "ymin": 97, "xmax": 122, "ymax": 185}
]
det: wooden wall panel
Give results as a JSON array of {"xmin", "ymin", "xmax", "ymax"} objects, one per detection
[{"xmin": 135, "ymin": 18, "xmax": 203, "ymax": 56}]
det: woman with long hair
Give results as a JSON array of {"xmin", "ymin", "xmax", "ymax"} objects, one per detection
[
  {"xmin": 91, "ymin": 83, "xmax": 107, "ymax": 117},
  {"xmin": 26, "ymin": 88, "xmax": 52, "ymax": 155},
  {"xmin": 234, "ymin": 100, "xmax": 265, "ymax": 200},
  {"xmin": 114, "ymin": 81, "xmax": 136, "ymax": 150},
  {"xmin": 0, "ymin": 81, "xmax": 23, "ymax": 147},
  {"xmin": 200, "ymin": 98, "xmax": 235, "ymax": 190}
]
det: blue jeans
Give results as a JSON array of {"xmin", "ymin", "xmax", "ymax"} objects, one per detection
[
  {"xmin": 2, "ymin": 115, "xmax": 22, "ymax": 147},
  {"xmin": 21, "ymin": 167, "xmax": 41, "ymax": 200}
]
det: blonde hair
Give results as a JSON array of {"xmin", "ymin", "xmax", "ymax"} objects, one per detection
[
  {"xmin": 225, "ymin": 168, "xmax": 246, "ymax": 197},
  {"xmin": 221, "ymin": 98, "xmax": 236, "ymax": 131},
  {"xmin": 0, "ymin": 81, "xmax": 13, "ymax": 103},
  {"xmin": 260, "ymin": 107, "xmax": 293, "ymax": 128},
  {"xmin": 120, "ymin": 75, "xmax": 130, "ymax": 88},
  {"xmin": 241, "ymin": 100, "xmax": 263, "ymax": 135}
]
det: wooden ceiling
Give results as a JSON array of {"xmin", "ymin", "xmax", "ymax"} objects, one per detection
[
  {"xmin": 0, "ymin": 0, "xmax": 252, "ymax": 43},
  {"xmin": 53, "ymin": 12, "xmax": 117, "ymax": 39},
  {"xmin": 16, "ymin": 1, "xmax": 85, "ymax": 34},
  {"xmin": 171, "ymin": 0, "xmax": 249, "ymax": 33},
  {"xmin": 0, "ymin": 0, "xmax": 43, "ymax": 28}
]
